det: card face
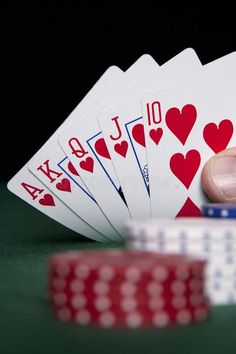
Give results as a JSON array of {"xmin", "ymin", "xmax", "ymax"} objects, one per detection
[
  {"xmin": 27, "ymin": 65, "xmax": 124, "ymax": 242},
  {"xmin": 28, "ymin": 55, "xmax": 157, "ymax": 240},
  {"xmin": 59, "ymin": 122, "xmax": 132, "ymax": 235},
  {"xmin": 98, "ymin": 49, "xmax": 202, "ymax": 220},
  {"xmin": 141, "ymin": 74, "xmax": 236, "ymax": 217},
  {"xmin": 7, "ymin": 167, "xmax": 109, "ymax": 242},
  {"xmin": 98, "ymin": 99, "xmax": 149, "ymax": 220},
  {"xmin": 8, "ymin": 66, "xmax": 124, "ymax": 242},
  {"xmin": 27, "ymin": 55, "xmax": 159, "ymax": 241},
  {"xmin": 57, "ymin": 156, "xmax": 94, "ymax": 200},
  {"xmin": 58, "ymin": 55, "xmax": 161, "ymax": 234}
]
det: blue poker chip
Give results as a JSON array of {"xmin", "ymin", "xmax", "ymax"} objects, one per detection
[{"xmin": 202, "ymin": 203, "xmax": 236, "ymax": 218}]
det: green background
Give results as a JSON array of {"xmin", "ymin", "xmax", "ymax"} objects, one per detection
[{"xmin": 1, "ymin": 183, "xmax": 236, "ymax": 354}]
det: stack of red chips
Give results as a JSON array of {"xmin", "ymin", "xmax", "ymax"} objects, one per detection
[{"xmin": 48, "ymin": 250, "xmax": 210, "ymax": 328}]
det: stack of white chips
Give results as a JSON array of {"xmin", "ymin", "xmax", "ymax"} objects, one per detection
[{"xmin": 124, "ymin": 218, "xmax": 236, "ymax": 305}]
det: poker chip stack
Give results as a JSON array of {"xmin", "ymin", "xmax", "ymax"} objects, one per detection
[
  {"xmin": 124, "ymin": 215, "xmax": 236, "ymax": 305},
  {"xmin": 48, "ymin": 250, "xmax": 209, "ymax": 328}
]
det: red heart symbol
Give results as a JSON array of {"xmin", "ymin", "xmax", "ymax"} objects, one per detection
[
  {"xmin": 149, "ymin": 128, "xmax": 163, "ymax": 145},
  {"xmin": 166, "ymin": 104, "xmax": 197, "ymax": 145},
  {"xmin": 39, "ymin": 194, "xmax": 55, "ymax": 206},
  {"xmin": 170, "ymin": 149, "xmax": 201, "ymax": 189},
  {"xmin": 203, "ymin": 119, "xmax": 233, "ymax": 153},
  {"xmin": 176, "ymin": 197, "xmax": 201, "ymax": 217},
  {"xmin": 114, "ymin": 141, "xmax": 128, "ymax": 158},
  {"xmin": 94, "ymin": 137, "xmax": 111, "ymax": 159},
  {"xmin": 56, "ymin": 178, "xmax": 71, "ymax": 192},
  {"xmin": 68, "ymin": 161, "xmax": 79, "ymax": 176},
  {"xmin": 80, "ymin": 157, "xmax": 94, "ymax": 173},
  {"xmin": 132, "ymin": 123, "xmax": 146, "ymax": 147}
]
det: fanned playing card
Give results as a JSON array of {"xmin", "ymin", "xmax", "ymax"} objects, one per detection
[
  {"xmin": 98, "ymin": 49, "xmax": 202, "ymax": 219},
  {"xmin": 8, "ymin": 66, "xmax": 124, "ymax": 242},
  {"xmin": 58, "ymin": 55, "xmax": 162, "ymax": 235},
  {"xmin": 141, "ymin": 73, "xmax": 236, "ymax": 217},
  {"xmin": 24, "ymin": 54, "xmax": 159, "ymax": 241}
]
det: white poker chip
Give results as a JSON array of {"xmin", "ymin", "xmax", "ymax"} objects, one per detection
[
  {"xmin": 129, "ymin": 239, "xmax": 236, "ymax": 255},
  {"xmin": 124, "ymin": 217, "xmax": 236, "ymax": 306},
  {"xmin": 124, "ymin": 217, "xmax": 236, "ymax": 241}
]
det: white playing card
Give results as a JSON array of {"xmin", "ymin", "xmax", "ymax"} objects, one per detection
[
  {"xmin": 167, "ymin": 51, "xmax": 236, "ymax": 86},
  {"xmin": 112, "ymin": 48, "xmax": 202, "ymax": 103},
  {"xmin": 8, "ymin": 66, "xmax": 123, "ymax": 242},
  {"xmin": 58, "ymin": 55, "xmax": 161, "ymax": 235},
  {"xmin": 7, "ymin": 166, "xmax": 109, "ymax": 242},
  {"xmin": 98, "ymin": 49, "xmax": 202, "ymax": 219},
  {"xmin": 141, "ymin": 73, "xmax": 236, "ymax": 217},
  {"xmin": 99, "ymin": 51, "xmax": 236, "ymax": 220},
  {"xmin": 27, "ymin": 65, "xmax": 123, "ymax": 242},
  {"xmin": 27, "ymin": 55, "xmax": 158, "ymax": 241}
]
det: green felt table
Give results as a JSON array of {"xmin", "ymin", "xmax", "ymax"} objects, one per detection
[{"xmin": 1, "ymin": 183, "xmax": 236, "ymax": 354}]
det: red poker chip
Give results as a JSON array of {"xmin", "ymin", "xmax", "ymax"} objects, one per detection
[
  {"xmin": 49, "ymin": 284, "xmax": 206, "ymax": 309},
  {"xmin": 49, "ymin": 267, "xmax": 204, "ymax": 287},
  {"xmin": 48, "ymin": 250, "xmax": 208, "ymax": 328},
  {"xmin": 49, "ymin": 270, "xmax": 206, "ymax": 308},
  {"xmin": 50, "ymin": 284, "xmax": 208, "ymax": 314},
  {"xmin": 52, "ymin": 293, "xmax": 209, "ymax": 315},
  {"xmin": 49, "ymin": 275, "xmax": 204, "ymax": 296},
  {"xmin": 52, "ymin": 302, "xmax": 210, "ymax": 328},
  {"xmin": 49, "ymin": 250, "xmax": 205, "ymax": 293},
  {"xmin": 49, "ymin": 250, "xmax": 205, "ymax": 275}
]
